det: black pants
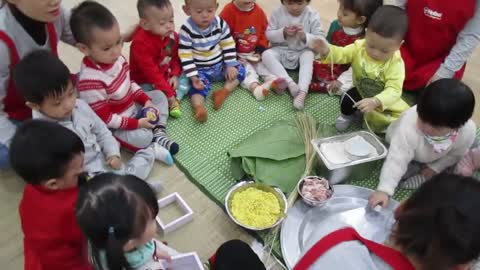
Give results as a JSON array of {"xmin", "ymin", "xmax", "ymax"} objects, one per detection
[
  {"xmin": 210, "ymin": 240, "xmax": 266, "ymax": 270},
  {"xmin": 340, "ymin": 87, "xmax": 362, "ymax": 116}
]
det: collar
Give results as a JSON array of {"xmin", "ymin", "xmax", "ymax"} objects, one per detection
[
  {"xmin": 343, "ymin": 26, "xmax": 363, "ymax": 36},
  {"xmin": 233, "ymin": 2, "xmax": 255, "ymax": 12},
  {"xmin": 188, "ymin": 16, "xmax": 219, "ymax": 34},
  {"xmin": 83, "ymin": 56, "xmax": 116, "ymax": 71},
  {"xmin": 8, "ymin": 3, "xmax": 47, "ymax": 45},
  {"xmin": 30, "ymin": 183, "xmax": 79, "ymax": 194}
]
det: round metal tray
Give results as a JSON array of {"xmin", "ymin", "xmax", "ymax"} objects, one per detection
[{"xmin": 280, "ymin": 185, "xmax": 399, "ymax": 269}]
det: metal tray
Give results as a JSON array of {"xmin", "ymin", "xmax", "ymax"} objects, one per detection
[
  {"xmin": 311, "ymin": 131, "xmax": 388, "ymax": 170},
  {"xmin": 280, "ymin": 185, "xmax": 399, "ymax": 269}
]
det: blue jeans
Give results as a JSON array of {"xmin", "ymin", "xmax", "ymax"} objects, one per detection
[
  {"xmin": 188, "ymin": 62, "xmax": 246, "ymax": 97},
  {"xmin": 0, "ymin": 144, "xmax": 9, "ymax": 169}
]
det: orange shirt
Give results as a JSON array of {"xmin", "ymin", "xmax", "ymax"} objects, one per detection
[{"xmin": 220, "ymin": 2, "xmax": 269, "ymax": 54}]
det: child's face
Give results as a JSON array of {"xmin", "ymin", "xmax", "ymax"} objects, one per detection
[
  {"xmin": 282, "ymin": 0, "xmax": 309, "ymax": 17},
  {"xmin": 140, "ymin": 4, "xmax": 175, "ymax": 37},
  {"xmin": 417, "ymin": 118, "xmax": 456, "ymax": 137},
  {"xmin": 43, "ymin": 153, "xmax": 85, "ymax": 190},
  {"xmin": 79, "ymin": 22, "xmax": 123, "ymax": 65},
  {"xmin": 27, "ymin": 80, "xmax": 76, "ymax": 119},
  {"xmin": 183, "ymin": 0, "xmax": 218, "ymax": 29},
  {"xmin": 8, "ymin": 0, "xmax": 61, "ymax": 23},
  {"xmin": 233, "ymin": 0, "xmax": 255, "ymax": 11},
  {"xmin": 337, "ymin": 4, "xmax": 364, "ymax": 28},
  {"xmin": 364, "ymin": 30, "xmax": 402, "ymax": 62}
]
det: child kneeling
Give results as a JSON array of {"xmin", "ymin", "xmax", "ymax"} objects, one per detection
[{"xmin": 369, "ymin": 79, "xmax": 476, "ymax": 208}]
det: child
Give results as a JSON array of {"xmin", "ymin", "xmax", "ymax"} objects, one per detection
[
  {"xmin": 76, "ymin": 173, "xmax": 178, "ymax": 270},
  {"xmin": 0, "ymin": 0, "xmax": 75, "ymax": 169},
  {"xmin": 10, "ymin": 120, "xmax": 92, "ymax": 270},
  {"xmin": 70, "ymin": 1, "xmax": 178, "ymax": 164},
  {"xmin": 220, "ymin": 0, "xmax": 288, "ymax": 101},
  {"xmin": 130, "ymin": 0, "xmax": 183, "ymax": 118},
  {"xmin": 312, "ymin": 5, "xmax": 410, "ymax": 133},
  {"xmin": 309, "ymin": 0, "xmax": 382, "ymax": 94},
  {"xmin": 179, "ymin": 0, "xmax": 246, "ymax": 123},
  {"xmin": 262, "ymin": 0, "xmax": 324, "ymax": 109},
  {"xmin": 14, "ymin": 50, "xmax": 156, "ymax": 180},
  {"xmin": 368, "ymin": 79, "xmax": 476, "ymax": 208}
]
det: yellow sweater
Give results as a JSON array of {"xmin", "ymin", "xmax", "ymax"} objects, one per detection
[{"xmin": 319, "ymin": 39, "xmax": 410, "ymax": 132}]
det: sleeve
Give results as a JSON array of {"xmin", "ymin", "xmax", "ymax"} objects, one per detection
[
  {"xmin": 130, "ymin": 38, "xmax": 176, "ymax": 98},
  {"xmin": 320, "ymin": 42, "xmax": 357, "ymax": 64},
  {"xmin": 337, "ymin": 67, "xmax": 354, "ymax": 94},
  {"xmin": 178, "ymin": 25, "xmax": 198, "ymax": 78},
  {"xmin": 83, "ymin": 101, "xmax": 120, "ymax": 159},
  {"xmin": 428, "ymin": 121, "xmax": 476, "ymax": 172},
  {"xmin": 266, "ymin": 9, "xmax": 286, "ymax": 43},
  {"xmin": 377, "ymin": 126, "xmax": 416, "ymax": 195},
  {"xmin": 435, "ymin": 2, "xmax": 480, "ymax": 78},
  {"xmin": 326, "ymin": 20, "xmax": 339, "ymax": 43},
  {"xmin": 384, "ymin": 0, "xmax": 407, "ymax": 8},
  {"xmin": 375, "ymin": 56, "xmax": 405, "ymax": 110},
  {"xmin": 304, "ymin": 11, "xmax": 325, "ymax": 46},
  {"xmin": 59, "ymin": 5, "xmax": 76, "ymax": 46},
  {"xmin": 170, "ymin": 34, "xmax": 182, "ymax": 76},
  {"xmin": 219, "ymin": 18, "xmax": 238, "ymax": 67},
  {"xmin": 131, "ymin": 82, "xmax": 151, "ymax": 105},
  {"xmin": 256, "ymin": 8, "xmax": 270, "ymax": 53},
  {"xmin": 77, "ymin": 79, "xmax": 139, "ymax": 130},
  {"xmin": 0, "ymin": 42, "xmax": 17, "ymax": 146}
]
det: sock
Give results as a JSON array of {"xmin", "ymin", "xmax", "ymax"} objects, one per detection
[
  {"xmin": 153, "ymin": 127, "xmax": 179, "ymax": 155},
  {"xmin": 288, "ymin": 82, "xmax": 300, "ymax": 97},
  {"xmin": 212, "ymin": 88, "xmax": 230, "ymax": 110},
  {"xmin": 399, "ymin": 174, "xmax": 427, "ymax": 190},
  {"xmin": 269, "ymin": 78, "xmax": 287, "ymax": 95},
  {"xmin": 194, "ymin": 104, "xmax": 208, "ymax": 123},
  {"xmin": 293, "ymin": 91, "xmax": 307, "ymax": 110},
  {"xmin": 152, "ymin": 144, "xmax": 173, "ymax": 165},
  {"xmin": 252, "ymin": 85, "xmax": 268, "ymax": 101}
]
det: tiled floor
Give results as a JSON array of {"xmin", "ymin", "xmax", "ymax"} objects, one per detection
[{"xmin": 0, "ymin": 0, "xmax": 479, "ymax": 268}]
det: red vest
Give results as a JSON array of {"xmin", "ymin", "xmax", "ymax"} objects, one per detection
[
  {"xmin": 0, "ymin": 23, "xmax": 58, "ymax": 120},
  {"xmin": 401, "ymin": 0, "xmax": 475, "ymax": 90},
  {"xmin": 294, "ymin": 227, "xmax": 415, "ymax": 270}
]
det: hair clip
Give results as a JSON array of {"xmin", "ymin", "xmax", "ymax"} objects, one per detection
[{"xmin": 108, "ymin": 226, "xmax": 115, "ymax": 237}]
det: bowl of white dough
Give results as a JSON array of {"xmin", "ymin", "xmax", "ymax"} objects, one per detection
[{"xmin": 297, "ymin": 176, "xmax": 334, "ymax": 207}]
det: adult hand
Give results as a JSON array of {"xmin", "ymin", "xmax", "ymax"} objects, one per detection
[
  {"xmin": 138, "ymin": 117, "xmax": 155, "ymax": 129},
  {"xmin": 354, "ymin": 98, "xmax": 381, "ymax": 113},
  {"xmin": 225, "ymin": 66, "xmax": 238, "ymax": 81},
  {"xmin": 106, "ymin": 156, "xmax": 122, "ymax": 170},
  {"xmin": 169, "ymin": 76, "xmax": 178, "ymax": 90},
  {"xmin": 368, "ymin": 191, "xmax": 390, "ymax": 208},
  {"xmin": 191, "ymin": 76, "xmax": 204, "ymax": 90},
  {"xmin": 310, "ymin": 39, "xmax": 330, "ymax": 57},
  {"xmin": 327, "ymin": 80, "xmax": 342, "ymax": 95}
]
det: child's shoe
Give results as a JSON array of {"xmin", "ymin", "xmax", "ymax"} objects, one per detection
[
  {"xmin": 169, "ymin": 99, "xmax": 182, "ymax": 118},
  {"xmin": 194, "ymin": 105, "xmax": 208, "ymax": 123},
  {"xmin": 335, "ymin": 113, "xmax": 356, "ymax": 131},
  {"xmin": 269, "ymin": 78, "xmax": 287, "ymax": 95},
  {"xmin": 293, "ymin": 91, "xmax": 307, "ymax": 110},
  {"xmin": 153, "ymin": 144, "xmax": 173, "ymax": 165},
  {"xmin": 288, "ymin": 82, "xmax": 300, "ymax": 97},
  {"xmin": 213, "ymin": 88, "xmax": 230, "ymax": 110},
  {"xmin": 252, "ymin": 85, "xmax": 269, "ymax": 101}
]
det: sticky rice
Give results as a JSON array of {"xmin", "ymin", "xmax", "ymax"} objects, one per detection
[{"xmin": 230, "ymin": 187, "xmax": 281, "ymax": 228}]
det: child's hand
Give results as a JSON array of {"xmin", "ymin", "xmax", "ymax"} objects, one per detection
[
  {"xmin": 284, "ymin": 26, "xmax": 297, "ymax": 37},
  {"xmin": 225, "ymin": 66, "xmax": 238, "ymax": 81},
  {"xmin": 107, "ymin": 156, "xmax": 122, "ymax": 170},
  {"xmin": 420, "ymin": 166, "xmax": 437, "ymax": 179},
  {"xmin": 169, "ymin": 76, "xmax": 178, "ymax": 90},
  {"xmin": 139, "ymin": 117, "xmax": 155, "ymax": 129},
  {"xmin": 297, "ymin": 29, "xmax": 307, "ymax": 43},
  {"xmin": 327, "ymin": 80, "xmax": 342, "ymax": 94},
  {"xmin": 191, "ymin": 76, "xmax": 204, "ymax": 90},
  {"xmin": 368, "ymin": 191, "xmax": 390, "ymax": 208},
  {"xmin": 354, "ymin": 97, "xmax": 381, "ymax": 113},
  {"xmin": 156, "ymin": 249, "xmax": 172, "ymax": 262},
  {"xmin": 144, "ymin": 100, "xmax": 156, "ymax": 110},
  {"xmin": 310, "ymin": 39, "xmax": 330, "ymax": 57}
]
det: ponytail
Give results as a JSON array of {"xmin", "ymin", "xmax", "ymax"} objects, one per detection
[{"xmin": 104, "ymin": 227, "xmax": 131, "ymax": 270}]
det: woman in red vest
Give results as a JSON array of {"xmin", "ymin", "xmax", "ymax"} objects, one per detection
[
  {"xmin": 294, "ymin": 173, "xmax": 480, "ymax": 270},
  {"xmin": 0, "ymin": 0, "xmax": 75, "ymax": 169},
  {"xmin": 395, "ymin": 0, "xmax": 480, "ymax": 91}
]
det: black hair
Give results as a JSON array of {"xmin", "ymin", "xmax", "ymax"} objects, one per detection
[
  {"xmin": 9, "ymin": 120, "xmax": 85, "ymax": 185},
  {"xmin": 417, "ymin": 79, "xmax": 475, "ymax": 129},
  {"xmin": 70, "ymin": 0, "xmax": 117, "ymax": 45},
  {"xmin": 76, "ymin": 173, "xmax": 159, "ymax": 270},
  {"xmin": 211, "ymin": 239, "xmax": 266, "ymax": 270},
  {"xmin": 137, "ymin": 0, "xmax": 171, "ymax": 18},
  {"xmin": 281, "ymin": 0, "xmax": 311, "ymax": 4},
  {"xmin": 13, "ymin": 50, "xmax": 71, "ymax": 105},
  {"xmin": 367, "ymin": 5, "xmax": 408, "ymax": 39},
  {"xmin": 393, "ymin": 173, "xmax": 480, "ymax": 270},
  {"xmin": 340, "ymin": 0, "xmax": 383, "ymax": 26}
]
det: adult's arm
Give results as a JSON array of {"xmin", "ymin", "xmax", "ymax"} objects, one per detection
[{"xmin": 0, "ymin": 42, "xmax": 17, "ymax": 146}]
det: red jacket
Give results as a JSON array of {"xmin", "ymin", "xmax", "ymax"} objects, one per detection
[
  {"xmin": 19, "ymin": 185, "xmax": 92, "ymax": 270},
  {"xmin": 130, "ymin": 28, "xmax": 182, "ymax": 98}
]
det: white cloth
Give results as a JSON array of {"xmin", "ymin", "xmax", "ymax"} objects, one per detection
[
  {"xmin": 240, "ymin": 61, "xmax": 277, "ymax": 89},
  {"xmin": 377, "ymin": 106, "xmax": 476, "ymax": 195},
  {"xmin": 0, "ymin": 4, "xmax": 74, "ymax": 146}
]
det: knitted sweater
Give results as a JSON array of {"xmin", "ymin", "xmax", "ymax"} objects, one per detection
[
  {"xmin": 378, "ymin": 106, "xmax": 476, "ymax": 195},
  {"xmin": 77, "ymin": 56, "xmax": 151, "ymax": 130}
]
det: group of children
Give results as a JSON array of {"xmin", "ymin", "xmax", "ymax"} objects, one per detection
[{"xmin": 1, "ymin": 0, "xmax": 480, "ymax": 269}]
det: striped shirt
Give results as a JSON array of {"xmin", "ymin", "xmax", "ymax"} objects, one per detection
[
  {"xmin": 179, "ymin": 16, "xmax": 238, "ymax": 77},
  {"xmin": 77, "ymin": 56, "xmax": 151, "ymax": 130}
]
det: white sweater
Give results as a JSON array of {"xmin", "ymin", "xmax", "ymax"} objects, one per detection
[{"xmin": 378, "ymin": 106, "xmax": 476, "ymax": 195}]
